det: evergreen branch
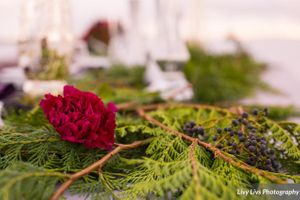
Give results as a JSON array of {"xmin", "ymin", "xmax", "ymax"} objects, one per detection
[
  {"xmin": 140, "ymin": 103, "xmax": 231, "ymax": 116},
  {"xmin": 50, "ymin": 138, "xmax": 153, "ymax": 200},
  {"xmin": 189, "ymin": 139, "xmax": 201, "ymax": 199},
  {"xmin": 263, "ymin": 118, "xmax": 300, "ymax": 158},
  {"xmin": 0, "ymin": 137, "xmax": 59, "ymax": 146},
  {"xmin": 0, "ymin": 162, "xmax": 69, "ymax": 200},
  {"xmin": 1, "ymin": 171, "xmax": 68, "ymax": 199},
  {"xmin": 137, "ymin": 106, "xmax": 286, "ymax": 184}
]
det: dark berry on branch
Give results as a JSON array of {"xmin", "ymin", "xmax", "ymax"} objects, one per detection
[
  {"xmin": 197, "ymin": 127, "xmax": 205, "ymax": 135},
  {"xmin": 232, "ymin": 119, "xmax": 239, "ymax": 126},
  {"xmin": 249, "ymin": 156, "xmax": 256, "ymax": 161},
  {"xmin": 266, "ymin": 159, "xmax": 271, "ymax": 164},
  {"xmin": 263, "ymin": 108, "xmax": 269, "ymax": 116},
  {"xmin": 268, "ymin": 149, "xmax": 275, "ymax": 155},
  {"xmin": 250, "ymin": 128, "xmax": 256, "ymax": 133},
  {"xmin": 227, "ymin": 141, "xmax": 232, "ymax": 146},
  {"xmin": 217, "ymin": 128, "xmax": 222, "ymax": 134},
  {"xmin": 248, "ymin": 145, "xmax": 256, "ymax": 152},
  {"xmin": 213, "ymin": 135, "xmax": 218, "ymax": 141},
  {"xmin": 238, "ymin": 118, "xmax": 243, "ymax": 123},
  {"xmin": 242, "ymin": 112, "xmax": 249, "ymax": 118},
  {"xmin": 249, "ymin": 134, "xmax": 255, "ymax": 140},
  {"xmin": 237, "ymin": 131, "xmax": 243, "ymax": 136},
  {"xmin": 184, "ymin": 123, "xmax": 191, "ymax": 129},
  {"xmin": 250, "ymin": 139, "xmax": 257, "ymax": 145},
  {"xmin": 228, "ymin": 127, "xmax": 233, "ymax": 132},
  {"xmin": 252, "ymin": 109, "xmax": 258, "ymax": 116},
  {"xmin": 242, "ymin": 119, "xmax": 248, "ymax": 125},
  {"xmin": 192, "ymin": 128, "xmax": 197, "ymax": 133},
  {"xmin": 216, "ymin": 144, "xmax": 223, "ymax": 149},
  {"xmin": 224, "ymin": 127, "xmax": 228, "ymax": 132},
  {"xmin": 272, "ymin": 161, "xmax": 279, "ymax": 168},
  {"xmin": 230, "ymin": 131, "xmax": 234, "ymax": 136},
  {"xmin": 189, "ymin": 121, "xmax": 196, "ymax": 127},
  {"xmin": 245, "ymin": 141, "xmax": 250, "ymax": 147},
  {"xmin": 246, "ymin": 160, "xmax": 255, "ymax": 165},
  {"xmin": 239, "ymin": 136, "xmax": 245, "ymax": 142},
  {"xmin": 260, "ymin": 144, "xmax": 267, "ymax": 150}
]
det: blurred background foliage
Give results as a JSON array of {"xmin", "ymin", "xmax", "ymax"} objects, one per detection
[
  {"xmin": 184, "ymin": 44, "xmax": 269, "ymax": 103},
  {"xmin": 4, "ymin": 43, "xmax": 299, "ymax": 122}
]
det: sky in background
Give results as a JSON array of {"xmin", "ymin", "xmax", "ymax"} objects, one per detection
[{"xmin": 0, "ymin": 0, "xmax": 300, "ymax": 42}]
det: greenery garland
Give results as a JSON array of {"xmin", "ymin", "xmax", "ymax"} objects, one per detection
[{"xmin": 0, "ymin": 102, "xmax": 299, "ymax": 200}]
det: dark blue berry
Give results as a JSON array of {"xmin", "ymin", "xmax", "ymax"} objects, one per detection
[
  {"xmin": 249, "ymin": 134, "xmax": 255, "ymax": 140},
  {"xmin": 213, "ymin": 135, "xmax": 218, "ymax": 141},
  {"xmin": 260, "ymin": 144, "xmax": 267, "ymax": 150},
  {"xmin": 232, "ymin": 119, "xmax": 239, "ymax": 126},
  {"xmin": 216, "ymin": 144, "xmax": 223, "ymax": 149},
  {"xmin": 190, "ymin": 121, "xmax": 196, "ymax": 127},
  {"xmin": 250, "ymin": 128, "xmax": 256, "ymax": 133},
  {"xmin": 242, "ymin": 112, "xmax": 249, "ymax": 118},
  {"xmin": 239, "ymin": 136, "xmax": 245, "ymax": 142},
  {"xmin": 245, "ymin": 141, "xmax": 250, "ymax": 147},
  {"xmin": 272, "ymin": 161, "xmax": 281, "ymax": 169},
  {"xmin": 247, "ymin": 160, "xmax": 255, "ymax": 165},
  {"xmin": 250, "ymin": 139, "xmax": 257, "ymax": 145},
  {"xmin": 197, "ymin": 127, "xmax": 205, "ymax": 135},
  {"xmin": 266, "ymin": 159, "xmax": 271, "ymax": 164},
  {"xmin": 252, "ymin": 109, "xmax": 259, "ymax": 116},
  {"xmin": 242, "ymin": 119, "xmax": 248, "ymax": 125},
  {"xmin": 217, "ymin": 128, "xmax": 222, "ymax": 134},
  {"xmin": 237, "ymin": 131, "xmax": 243, "ymax": 136},
  {"xmin": 248, "ymin": 145, "xmax": 256, "ymax": 152}
]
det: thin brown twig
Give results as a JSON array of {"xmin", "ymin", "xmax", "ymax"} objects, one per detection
[
  {"xmin": 50, "ymin": 138, "xmax": 152, "ymax": 200},
  {"xmin": 116, "ymin": 101, "xmax": 137, "ymax": 111},
  {"xmin": 137, "ymin": 106, "xmax": 286, "ymax": 184},
  {"xmin": 189, "ymin": 139, "xmax": 201, "ymax": 198}
]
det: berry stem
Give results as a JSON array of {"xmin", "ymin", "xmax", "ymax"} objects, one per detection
[
  {"xmin": 137, "ymin": 104, "xmax": 286, "ymax": 184},
  {"xmin": 50, "ymin": 138, "xmax": 153, "ymax": 200}
]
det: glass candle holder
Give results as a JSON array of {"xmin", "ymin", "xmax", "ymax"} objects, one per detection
[{"xmin": 19, "ymin": 0, "xmax": 73, "ymax": 81}]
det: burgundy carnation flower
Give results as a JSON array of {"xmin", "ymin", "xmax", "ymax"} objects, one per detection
[{"xmin": 40, "ymin": 85, "xmax": 117, "ymax": 149}]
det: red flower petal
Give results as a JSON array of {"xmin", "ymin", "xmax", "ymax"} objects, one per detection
[{"xmin": 40, "ymin": 85, "xmax": 117, "ymax": 149}]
